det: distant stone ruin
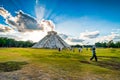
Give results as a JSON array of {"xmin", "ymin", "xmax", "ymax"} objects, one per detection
[{"xmin": 32, "ymin": 31, "xmax": 71, "ymax": 49}]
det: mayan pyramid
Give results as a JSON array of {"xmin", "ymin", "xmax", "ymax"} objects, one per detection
[{"xmin": 32, "ymin": 31, "xmax": 71, "ymax": 48}]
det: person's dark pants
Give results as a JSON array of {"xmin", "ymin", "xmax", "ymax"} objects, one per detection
[{"xmin": 90, "ymin": 53, "xmax": 97, "ymax": 61}]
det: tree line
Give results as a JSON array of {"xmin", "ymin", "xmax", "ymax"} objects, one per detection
[
  {"xmin": 71, "ymin": 44, "xmax": 92, "ymax": 48},
  {"xmin": 71, "ymin": 40, "xmax": 120, "ymax": 48},
  {"xmin": 95, "ymin": 40, "xmax": 120, "ymax": 48},
  {"xmin": 0, "ymin": 37, "xmax": 35, "ymax": 47}
]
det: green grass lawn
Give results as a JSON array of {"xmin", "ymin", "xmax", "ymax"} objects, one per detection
[{"xmin": 0, "ymin": 48, "xmax": 120, "ymax": 80}]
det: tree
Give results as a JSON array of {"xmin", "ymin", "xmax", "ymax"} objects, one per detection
[
  {"xmin": 95, "ymin": 41, "xmax": 120, "ymax": 48},
  {"xmin": 116, "ymin": 42, "xmax": 120, "ymax": 48},
  {"xmin": 0, "ymin": 37, "xmax": 34, "ymax": 47}
]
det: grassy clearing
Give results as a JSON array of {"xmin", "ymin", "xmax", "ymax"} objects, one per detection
[{"xmin": 0, "ymin": 48, "xmax": 120, "ymax": 80}]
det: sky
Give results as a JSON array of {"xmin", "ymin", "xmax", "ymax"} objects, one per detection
[{"xmin": 0, "ymin": 0, "xmax": 120, "ymax": 45}]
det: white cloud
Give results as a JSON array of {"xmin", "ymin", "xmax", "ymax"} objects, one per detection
[
  {"xmin": 67, "ymin": 38, "xmax": 84, "ymax": 42},
  {"xmin": 40, "ymin": 19, "xmax": 55, "ymax": 32},
  {"xmin": 0, "ymin": 24, "xmax": 13, "ymax": 32},
  {"xmin": 59, "ymin": 33, "xmax": 68, "ymax": 39},
  {"xmin": 65, "ymin": 38, "xmax": 84, "ymax": 45},
  {"xmin": 96, "ymin": 32, "xmax": 120, "ymax": 42},
  {"xmin": 0, "ymin": 30, "xmax": 47, "ymax": 42},
  {"xmin": 18, "ymin": 31, "xmax": 47, "ymax": 42},
  {"xmin": 58, "ymin": 33, "xmax": 84, "ymax": 45},
  {"xmin": 0, "ymin": 7, "xmax": 11, "ymax": 18},
  {"xmin": 80, "ymin": 30, "xmax": 100, "ymax": 39},
  {"xmin": 0, "ymin": 31, "xmax": 22, "ymax": 40},
  {"xmin": 0, "ymin": 7, "xmax": 56, "ymax": 32},
  {"xmin": 9, "ymin": 11, "xmax": 43, "ymax": 32},
  {"xmin": 0, "ymin": 7, "xmax": 43, "ymax": 32},
  {"xmin": 58, "ymin": 30, "xmax": 100, "ymax": 45}
]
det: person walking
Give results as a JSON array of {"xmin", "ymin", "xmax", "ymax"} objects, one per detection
[
  {"xmin": 58, "ymin": 48, "xmax": 61, "ymax": 52},
  {"xmin": 90, "ymin": 46, "xmax": 97, "ymax": 61},
  {"xmin": 78, "ymin": 47, "xmax": 82, "ymax": 53}
]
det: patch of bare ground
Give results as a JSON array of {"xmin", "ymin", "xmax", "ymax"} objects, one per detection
[
  {"xmin": 0, "ymin": 63, "xmax": 120, "ymax": 80},
  {"xmin": 0, "ymin": 63, "xmax": 51, "ymax": 80}
]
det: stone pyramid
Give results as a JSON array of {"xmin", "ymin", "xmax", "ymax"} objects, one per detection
[{"xmin": 32, "ymin": 31, "xmax": 71, "ymax": 48}]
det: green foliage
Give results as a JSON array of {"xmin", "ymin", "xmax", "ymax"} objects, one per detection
[
  {"xmin": 95, "ymin": 41, "xmax": 120, "ymax": 48},
  {"xmin": 0, "ymin": 37, "xmax": 35, "ymax": 47}
]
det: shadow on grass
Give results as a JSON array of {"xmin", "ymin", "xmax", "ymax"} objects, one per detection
[
  {"xmin": 96, "ymin": 61, "xmax": 120, "ymax": 70},
  {"xmin": 0, "ymin": 61, "xmax": 28, "ymax": 72},
  {"xmin": 79, "ymin": 59, "xmax": 120, "ymax": 71},
  {"xmin": 98, "ymin": 56, "xmax": 119, "ymax": 59},
  {"xmin": 80, "ymin": 61, "xmax": 91, "ymax": 64}
]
